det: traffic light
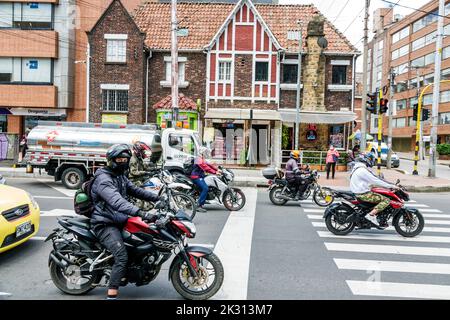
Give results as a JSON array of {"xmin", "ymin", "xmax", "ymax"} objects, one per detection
[
  {"xmin": 379, "ymin": 98, "xmax": 389, "ymax": 114},
  {"xmin": 422, "ymin": 108, "xmax": 430, "ymax": 121},
  {"xmin": 413, "ymin": 103, "xmax": 418, "ymax": 121},
  {"xmin": 367, "ymin": 93, "xmax": 378, "ymax": 114}
]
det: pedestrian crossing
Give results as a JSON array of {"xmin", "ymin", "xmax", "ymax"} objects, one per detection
[{"xmin": 301, "ymin": 198, "xmax": 450, "ymax": 300}]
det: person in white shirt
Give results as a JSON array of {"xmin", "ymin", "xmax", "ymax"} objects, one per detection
[{"xmin": 350, "ymin": 153, "xmax": 399, "ymax": 227}]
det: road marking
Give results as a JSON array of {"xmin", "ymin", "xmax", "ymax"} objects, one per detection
[
  {"xmin": 418, "ymin": 209, "xmax": 442, "ymax": 213},
  {"xmin": 405, "ymin": 204, "xmax": 429, "ymax": 208},
  {"xmin": 212, "ymin": 188, "xmax": 257, "ymax": 300},
  {"xmin": 317, "ymin": 231, "xmax": 450, "ymax": 244},
  {"xmin": 426, "ymin": 220, "xmax": 450, "ymax": 225},
  {"xmin": 346, "ymin": 280, "xmax": 450, "ymax": 300},
  {"xmin": 312, "ymin": 221, "xmax": 450, "ymax": 233},
  {"xmin": 307, "ymin": 212, "xmax": 450, "ymax": 220},
  {"xmin": 307, "ymin": 215, "xmax": 323, "ymax": 220},
  {"xmin": 335, "ymin": 258, "xmax": 450, "ymax": 275},
  {"xmin": 303, "ymin": 208, "xmax": 325, "ymax": 213},
  {"xmin": 325, "ymin": 242, "xmax": 450, "ymax": 257},
  {"xmin": 30, "ymin": 236, "xmax": 48, "ymax": 241},
  {"xmin": 38, "ymin": 179, "xmax": 75, "ymax": 197},
  {"xmin": 34, "ymin": 196, "xmax": 72, "ymax": 200},
  {"xmin": 41, "ymin": 209, "xmax": 76, "ymax": 217}
]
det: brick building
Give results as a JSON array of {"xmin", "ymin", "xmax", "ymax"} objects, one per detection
[
  {"xmin": 367, "ymin": 1, "xmax": 450, "ymax": 152},
  {"xmin": 88, "ymin": 0, "xmax": 359, "ymax": 166}
]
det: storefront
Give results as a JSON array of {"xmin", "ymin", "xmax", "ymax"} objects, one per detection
[{"xmin": 156, "ymin": 110, "xmax": 199, "ymax": 130}]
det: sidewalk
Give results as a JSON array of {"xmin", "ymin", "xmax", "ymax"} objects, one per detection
[{"xmin": 397, "ymin": 151, "xmax": 450, "ymax": 166}]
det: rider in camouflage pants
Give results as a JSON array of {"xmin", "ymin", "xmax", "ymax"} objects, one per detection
[{"xmin": 356, "ymin": 192, "xmax": 390, "ymax": 213}]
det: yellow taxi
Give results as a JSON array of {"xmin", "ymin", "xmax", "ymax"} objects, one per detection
[{"xmin": 0, "ymin": 184, "xmax": 40, "ymax": 253}]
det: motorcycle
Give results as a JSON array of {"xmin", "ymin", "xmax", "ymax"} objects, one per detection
[
  {"xmin": 175, "ymin": 165, "xmax": 246, "ymax": 212},
  {"xmin": 262, "ymin": 167, "xmax": 334, "ymax": 207},
  {"xmin": 130, "ymin": 168, "xmax": 197, "ymax": 220},
  {"xmin": 45, "ymin": 209, "xmax": 224, "ymax": 300},
  {"xmin": 323, "ymin": 180, "xmax": 424, "ymax": 237}
]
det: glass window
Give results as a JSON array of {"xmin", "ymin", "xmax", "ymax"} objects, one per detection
[
  {"xmin": 425, "ymin": 52, "xmax": 435, "ymax": 65},
  {"xmin": 0, "ymin": 3, "xmax": 53, "ymax": 29},
  {"xmin": 329, "ymin": 125, "xmax": 345, "ymax": 149},
  {"xmin": 332, "ymin": 65, "xmax": 347, "ymax": 85},
  {"xmin": 107, "ymin": 39, "xmax": 127, "ymax": 63},
  {"xmin": 102, "ymin": 89, "xmax": 128, "ymax": 112},
  {"xmin": 392, "ymin": 27, "xmax": 409, "ymax": 44},
  {"xmin": 393, "ymin": 62, "xmax": 408, "ymax": 75},
  {"xmin": 411, "ymin": 56, "xmax": 425, "ymax": 67},
  {"xmin": 392, "ymin": 45, "xmax": 409, "ymax": 60},
  {"xmin": 440, "ymin": 90, "xmax": 450, "ymax": 103},
  {"xmin": 218, "ymin": 61, "xmax": 231, "ymax": 81},
  {"xmin": 424, "ymin": 73, "xmax": 434, "ymax": 84},
  {"xmin": 443, "ymin": 46, "xmax": 450, "ymax": 59},
  {"xmin": 168, "ymin": 134, "xmax": 195, "ymax": 155},
  {"xmin": 439, "ymin": 112, "xmax": 450, "ymax": 124},
  {"xmin": 0, "ymin": 57, "xmax": 52, "ymax": 83},
  {"xmin": 165, "ymin": 61, "xmax": 186, "ymax": 82},
  {"xmin": 255, "ymin": 62, "xmax": 268, "ymax": 81},
  {"xmin": 423, "ymin": 94, "xmax": 433, "ymax": 105},
  {"xmin": 396, "ymin": 99, "xmax": 407, "ymax": 110},
  {"xmin": 394, "ymin": 117, "xmax": 406, "ymax": 128},
  {"xmin": 410, "ymin": 97, "xmax": 418, "ymax": 107},
  {"xmin": 409, "ymin": 117, "xmax": 417, "ymax": 127},
  {"xmin": 413, "ymin": 11, "xmax": 438, "ymax": 33},
  {"xmin": 282, "ymin": 64, "xmax": 298, "ymax": 84},
  {"xmin": 395, "ymin": 81, "xmax": 408, "ymax": 93},
  {"xmin": 442, "ymin": 68, "xmax": 450, "ymax": 80}
]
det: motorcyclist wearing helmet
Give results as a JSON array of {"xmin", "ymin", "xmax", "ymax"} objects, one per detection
[
  {"xmin": 285, "ymin": 150, "xmax": 310, "ymax": 200},
  {"xmin": 90, "ymin": 144, "xmax": 160, "ymax": 300},
  {"xmin": 350, "ymin": 152, "xmax": 399, "ymax": 227},
  {"xmin": 190, "ymin": 147, "xmax": 220, "ymax": 212},
  {"xmin": 129, "ymin": 141, "xmax": 153, "ymax": 186}
]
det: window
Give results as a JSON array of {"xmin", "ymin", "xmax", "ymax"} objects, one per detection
[
  {"xmin": 168, "ymin": 134, "xmax": 195, "ymax": 155},
  {"xmin": 218, "ymin": 61, "xmax": 231, "ymax": 81},
  {"xmin": 394, "ymin": 117, "xmax": 406, "ymax": 128},
  {"xmin": 329, "ymin": 125, "xmax": 345, "ymax": 149},
  {"xmin": 0, "ymin": 3, "xmax": 53, "ymax": 29},
  {"xmin": 410, "ymin": 97, "xmax": 418, "ymax": 107},
  {"xmin": 395, "ymin": 81, "xmax": 408, "ymax": 93},
  {"xmin": 440, "ymin": 90, "xmax": 450, "ymax": 103},
  {"xmin": 413, "ymin": 11, "xmax": 438, "ymax": 33},
  {"xmin": 409, "ymin": 117, "xmax": 417, "ymax": 127},
  {"xmin": 0, "ymin": 57, "xmax": 52, "ymax": 83},
  {"xmin": 396, "ymin": 99, "xmax": 407, "ymax": 110},
  {"xmin": 392, "ymin": 27, "xmax": 410, "ymax": 43},
  {"xmin": 165, "ymin": 61, "xmax": 186, "ymax": 83},
  {"xmin": 412, "ymin": 31, "xmax": 437, "ymax": 51},
  {"xmin": 443, "ymin": 46, "xmax": 450, "ymax": 59},
  {"xmin": 442, "ymin": 68, "xmax": 450, "ymax": 80},
  {"xmin": 255, "ymin": 62, "xmax": 268, "ymax": 81},
  {"xmin": 106, "ymin": 39, "xmax": 127, "ymax": 63},
  {"xmin": 410, "ymin": 77, "xmax": 424, "ymax": 90},
  {"xmin": 439, "ymin": 112, "xmax": 450, "ymax": 125},
  {"xmin": 423, "ymin": 93, "xmax": 433, "ymax": 105},
  {"xmin": 393, "ymin": 62, "xmax": 409, "ymax": 75},
  {"xmin": 282, "ymin": 64, "xmax": 298, "ymax": 84},
  {"xmin": 332, "ymin": 65, "xmax": 347, "ymax": 85},
  {"xmin": 391, "ymin": 45, "xmax": 409, "ymax": 60},
  {"xmin": 102, "ymin": 90, "xmax": 128, "ymax": 112},
  {"xmin": 411, "ymin": 52, "xmax": 435, "ymax": 68},
  {"xmin": 424, "ymin": 73, "xmax": 434, "ymax": 85}
]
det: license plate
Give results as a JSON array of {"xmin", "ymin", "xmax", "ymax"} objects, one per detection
[{"xmin": 16, "ymin": 221, "xmax": 32, "ymax": 237}]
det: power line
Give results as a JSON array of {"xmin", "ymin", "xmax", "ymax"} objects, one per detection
[
  {"xmin": 342, "ymin": 5, "xmax": 365, "ymax": 34},
  {"xmin": 382, "ymin": 0, "xmax": 450, "ymax": 19},
  {"xmin": 332, "ymin": 0, "xmax": 351, "ymax": 24}
]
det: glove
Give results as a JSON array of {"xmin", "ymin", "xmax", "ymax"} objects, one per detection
[
  {"xmin": 138, "ymin": 210, "xmax": 158, "ymax": 222},
  {"xmin": 155, "ymin": 216, "xmax": 170, "ymax": 228}
]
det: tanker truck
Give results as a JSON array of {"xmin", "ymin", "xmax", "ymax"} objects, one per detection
[{"xmin": 24, "ymin": 121, "xmax": 203, "ymax": 189}]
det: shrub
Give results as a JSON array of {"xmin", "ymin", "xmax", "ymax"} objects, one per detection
[{"xmin": 437, "ymin": 144, "xmax": 450, "ymax": 155}]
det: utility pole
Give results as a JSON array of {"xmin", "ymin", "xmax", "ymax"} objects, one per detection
[
  {"xmin": 429, "ymin": 0, "xmax": 445, "ymax": 178},
  {"xmin": 295, "ymin": 20, "xmax": 303, "ymax": 150},
  {"xmin": 360, "ymin": 0, "xmax": 370, "ymax": 151},
  {"xmin": 171, "ymin": 0, "xmax": 179, "ymax": 128},
  {"xmin": 386, "ymin": 68, "xmax": 395, "ymax": 169}
]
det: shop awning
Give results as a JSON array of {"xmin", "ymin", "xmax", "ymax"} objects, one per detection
[
  {"xmin": 279, "ymin": 109, "xmax": 357, "ymax": 124},
  {"xmin": 204, "ymin": 109, "xmax": 282, "ymax": 120}
]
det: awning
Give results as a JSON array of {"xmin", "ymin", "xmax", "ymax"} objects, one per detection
[
  {"xmin": 204, "ymin": 108, "xmax": 282, "ymax": 121},
  {"xmin": 279, "ymin": 109, "xmax": 357, "ymax": 124}
]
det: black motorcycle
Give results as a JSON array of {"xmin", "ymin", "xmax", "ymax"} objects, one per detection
[
  {"xmin": 46, "ymin": 209, "xmax": 224, "ymax": 300},
  {"xmin": 262, "ymin": 167, "xmax": 334, "ymax": 207}
]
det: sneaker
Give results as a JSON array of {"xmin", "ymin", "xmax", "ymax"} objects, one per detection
[
  {"xmin": 365, "ymin": 214, "xmax": 380, "ymax": 227},
  {"xmin": 197, "ymin": 207, "xmax": 207, "ymax": 213}
]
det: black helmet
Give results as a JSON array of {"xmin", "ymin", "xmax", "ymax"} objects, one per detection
[{"xmin": 106, "ymin": 144, "xmax": 132, "ymax": 173}]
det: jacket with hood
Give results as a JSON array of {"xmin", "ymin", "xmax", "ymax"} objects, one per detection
[
  {"xmin": 350, "ymin": 163, "xmax": 395, "ymax": 194},
  {"xmin": 90, "ymin": 167, "xmax": 159, "ymax": 226}
]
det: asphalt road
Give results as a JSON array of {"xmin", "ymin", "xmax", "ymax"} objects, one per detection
[{"xmin": 1, "ymin": 178, "xmax": 450, "ymax": 300}]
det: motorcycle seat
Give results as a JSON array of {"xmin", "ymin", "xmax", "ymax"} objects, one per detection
[
  {"xmin": 335, "ymin": 190, "xmax": 356, "ymax": 198},
  {"xmin": 66, "ymin": 217, "xmax": 91, "ymax": 230}
]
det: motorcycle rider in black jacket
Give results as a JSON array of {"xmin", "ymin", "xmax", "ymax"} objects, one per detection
[{"xmin": 90, "ymin": 144, "xmax": 159, "ymax": 300}]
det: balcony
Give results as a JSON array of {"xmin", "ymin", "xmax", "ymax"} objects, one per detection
[
  {"xmin": 0, "ymin": 85, "xmax": 58, "ymax": 108},
  {"xmin": 0, "ymin": 30, "xmax": 58, "ymax": 58}
]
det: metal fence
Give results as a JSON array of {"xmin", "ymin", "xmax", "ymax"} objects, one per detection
[{"xmin": 281, "ymin": 150, "xmax": 348, "ymax": 168}]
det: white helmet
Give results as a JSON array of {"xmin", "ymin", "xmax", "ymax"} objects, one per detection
[{"xmin": 198, "ymin": 146, "xmax": 211, "ymax": 158}]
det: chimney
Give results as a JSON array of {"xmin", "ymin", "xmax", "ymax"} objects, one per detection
[
  {"xmin": 302, "ymin": 15, "xmax": 326, "ymax": 112},
  {"xmin": 373, "ymin": 8, "xmax": 394, "ymax": 33}
]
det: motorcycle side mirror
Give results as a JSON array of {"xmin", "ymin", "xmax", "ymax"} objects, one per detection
[{"xmin": 396, "ymin": 179, "xmax": 400, "ymax": 185}]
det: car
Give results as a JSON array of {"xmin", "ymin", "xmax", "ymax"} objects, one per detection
[
  {"xmin": 0, "ymin": 185, "xmax": 40, "ymax": 253},
  {"xmin": 367, "ymin": 142, "xmax": 400, "ymax": 168}
]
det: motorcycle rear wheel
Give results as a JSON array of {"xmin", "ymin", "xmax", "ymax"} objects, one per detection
[
  {"xmin": 170, "ymin": 253, "xmax": 224, "ymax": 300},
  {"xmin": 393, "ymin": 210, "xmax": 424, "ymax": 237},
  {"xmin": 325, "ymin": 209, "xmax": 355, "ymax": 236},
  {"xmin": 269, "ymin": 186, "xmax": 288, "ymax": 205},
  {"xmin": 313, "ymin": 188, "xmax": 335, "ymax": 207},
  {"xmin": 49, "ymin": 256, "xmax": 100, "ymax": 295}
]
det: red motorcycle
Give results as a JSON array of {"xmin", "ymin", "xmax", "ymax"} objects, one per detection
[{"xmin": 323, "ymin": 180, "xmax": 424, "ymax": 237}]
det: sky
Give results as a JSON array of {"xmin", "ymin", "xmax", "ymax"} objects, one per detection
[{"xmin": 279, "ymin": 0, "xmax": 431, "ymax": 71}]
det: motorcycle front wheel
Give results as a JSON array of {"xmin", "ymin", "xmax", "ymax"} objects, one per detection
[
  {"xmin": 313, "ymin": 187, "xmax": 335, "ymax": 207},
  {"xmin": 170, "ymin": 253, "xmax": 224, "ymax": 300},
  {"xmin": 269, "ymin": 186, "xmax": 288, "ymax": 205},
  {"xmin": 223, "ymin": 188, "xmax": 246, "ymax": 211},
  {"xmin": 172, "ymin": 192, "xmax": 197, "ymax": 220},
  {"xmin": 393, "ymin": 210, "xmax": 424, "ymax": 237}
]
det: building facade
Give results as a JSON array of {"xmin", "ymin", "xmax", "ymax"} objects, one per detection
[{"xmin": 368, "ymin": 1, "xmax": 450, "ymax": 152}]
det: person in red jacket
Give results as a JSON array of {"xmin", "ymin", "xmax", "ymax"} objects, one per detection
[{"xmin": 190, "ymin": 147, "xmax": 221, "ymax": 212}]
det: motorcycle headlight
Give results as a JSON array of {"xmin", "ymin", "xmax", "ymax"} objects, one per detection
[{"xmin": 26, "ymin": 192, "xmax": 39, "ymax": 210}]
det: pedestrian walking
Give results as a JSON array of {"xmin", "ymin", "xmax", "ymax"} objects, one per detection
[{"xmin": 326, "ymin": 145, "xmax": 340, "ymax": 179}]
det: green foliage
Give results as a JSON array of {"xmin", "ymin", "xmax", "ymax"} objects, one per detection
[
  {"xmin": 300, "ymin": 151, "xmax": 348, "ymax": 165},
  {"xmin": 282, "ymin": 125, "xmax": 290, "ymax": 150},
  {"xmin": 437, "ymin": 144, "xmax": 450, "ymax": 155}
]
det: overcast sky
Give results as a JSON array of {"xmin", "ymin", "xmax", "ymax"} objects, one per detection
[{"xmin": 279, "ymin": 0, "xmax": 431, "ymax": 71}]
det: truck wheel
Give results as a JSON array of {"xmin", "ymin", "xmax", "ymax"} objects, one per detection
[{"xmin": 61, "ymin": 167, "xmax": 86, "ymax": 190}]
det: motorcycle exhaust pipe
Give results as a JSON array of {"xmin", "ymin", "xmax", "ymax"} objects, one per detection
[{"xmin": 49, "ymin": 253, "xmax": 67, "ymax": 269}]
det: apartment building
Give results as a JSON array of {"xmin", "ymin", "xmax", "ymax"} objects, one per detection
[{"xmin": 368, "ymin": 1, "xmax": 450, "ymax": 152}]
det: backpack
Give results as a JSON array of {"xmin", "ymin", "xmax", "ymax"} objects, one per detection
[
  {"xmin": 74, "ymin": 176, "xmax": 97, "ymax": 217},
  {"xmin": 183, "ymin": 157, "xmax": 195, "ymax": 176}
]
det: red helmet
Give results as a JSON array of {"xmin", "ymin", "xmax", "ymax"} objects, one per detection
[{"xmin": 132, "ymin": 141, "xmax": 151, "ymax": 159}]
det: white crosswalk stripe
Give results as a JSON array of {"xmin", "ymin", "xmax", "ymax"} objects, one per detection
[{"xmin": 305, "ymin": 197, "xmax": 450, "ymax": 299}]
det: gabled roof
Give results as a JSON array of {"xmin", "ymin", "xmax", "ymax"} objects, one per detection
[
  {"xmin": 132, "ymin": 2, "xmax": 358, "ymax": 53},
  {"xmin": 153, "ymin": 94, "xmax": 197, "ymax": 111}
]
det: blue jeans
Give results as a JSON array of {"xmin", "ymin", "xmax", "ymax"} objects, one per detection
[{"xmin": 193, "ymin": 178, "xmax": 208, "ymax": 206}]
